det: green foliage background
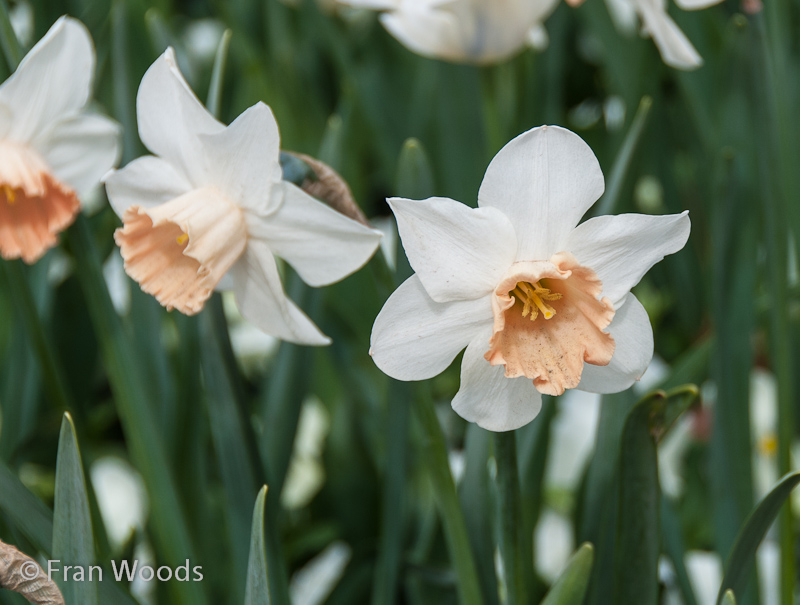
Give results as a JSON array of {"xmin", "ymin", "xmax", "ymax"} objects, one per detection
[{"xmin": 0, "ymin": 0, "xmax": 797, "ymax": 604}]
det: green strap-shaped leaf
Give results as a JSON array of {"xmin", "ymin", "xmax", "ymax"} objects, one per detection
[
  {"xmin": 612, "ymin": 384, "xmax": 699, "ymax": 605},
  {"xmin": 613, "ymin": 391, "xmax": 663, "ymax": 605},
  {"xmin": 245, "ymin": 486, "xmax": 271, "ymax": 605},
  {"xmin": 541, "ymin": 543, "xmax": 594, "ymax": 605},
  {"xmin": 716, "ymin": 471, "xmax": 800, "ymax": 604},
  {"xmin": 52, "ymin": 413, "xmax": 98, "ymax": 605}
]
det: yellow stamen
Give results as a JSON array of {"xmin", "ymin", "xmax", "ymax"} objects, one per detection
[
  {"xmin": 176, "ymin": 232, "xmax": 189, "ymax": 246},
  {"xmin": 511, "ymin": 280, "xmax": 562, "ymax": 322},
  {"xmin": 758, "ymin": 434, "xmax": 777, "ymax": 456},
  {"xmin": 3, "ymin": 185, "xmax": 16, "ymax": 204}
]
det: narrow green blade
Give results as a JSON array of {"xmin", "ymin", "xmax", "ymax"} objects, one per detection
[
  {"xmin": 716, "ymin": 471, "xmax": 800, "ymax": 604},
  {"xmin": 541, "ymin": 543, "xmax": 594, "ymax": 605},
  {"xmin": 52, "ymin": 413, "xmax": 98, "ymax": 605},
  {"xmin": 244, "ymin": 486, "xmax": 271, "ymax": 605}
]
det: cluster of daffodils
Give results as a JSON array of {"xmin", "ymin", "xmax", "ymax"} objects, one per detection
[
  {"xmin": 2, "ymin": 15, "xmax": 690, "ymax": 431},
  {"xmin": 370, "ymin": 126, "xmax": 689, "ymax": 430},
  {"xmin": 338, "ymin": 0, "xmax": 723, "ymax": 70}
]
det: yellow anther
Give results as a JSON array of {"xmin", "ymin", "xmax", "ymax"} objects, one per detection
[
  {"xmin": 511, "ymin": 280, "xmax": 562, "ymax": 322},
  {"xmin": 176, "ymin": 233, "xmax": 189, "ymax": 246},
  {"xmin": 758, "ymin": 434, "xmax": 777, "ymax": 457},
  {"xmin": 3, "ymin": 185, "xmax": 16, "ymax": 204}
]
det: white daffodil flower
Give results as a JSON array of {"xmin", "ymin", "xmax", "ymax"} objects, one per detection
[
  {"xmin": 616, "ymin": 0, "xmax": 723, "ymax": 70},
  {"xmin": 339, "ymin": 0, "xmax": 559, "ymax": 64},
  {"xmin": 106, "ymin": 49, "xmax": 381, "ymax": 346},
  {"xmin": 0, "ymin": 16, "xmax": 121, "ymax": 263},
  {"xmin": 370, "ymin": 126, "xmax": 690, "ymax": 431}
]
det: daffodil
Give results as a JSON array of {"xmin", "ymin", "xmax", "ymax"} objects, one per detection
[
  {"xmin": 604, "ymin": 0, "xmax": 723, "ymax": 70},
  {"xmin": 370, "ymin": 125, "xmax": 690, "ymax": 431},
  {"xmin": 106, "ymin": 49, "xmax": 381, "ymax": 345},
  {"xmin": 339, "ymin": 0, "xmax": 559, "ymax": 64},
  {"xmin": 0, "ymin": 17, "xmax": 121, "ymax": 263}
]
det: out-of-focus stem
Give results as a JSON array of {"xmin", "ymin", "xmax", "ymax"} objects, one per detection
[
  {"xmin": 416, "ymin": 394, "xmax": 484, "ymax": 605},
  {"xmin": 494, "ymin": 431, "xmax": 527, "ymax": 605}
]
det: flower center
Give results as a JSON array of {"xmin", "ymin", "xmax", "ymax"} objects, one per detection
[
  {"xmin": 115, "ymin": 187, "xmax": 248, "ymax": 315},
  {"xmin": 511, "ymin": 280, "xmax": 562, "ymax": 321},
  {"xmin": 0, "ymin": 141, "xmax": 79, "ymax": 264},
  {"xmin": 485, "ymin": 254, "xmax": 616, "ymax": 396}
]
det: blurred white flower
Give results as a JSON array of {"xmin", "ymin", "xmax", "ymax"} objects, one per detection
[
  {"xmin": 610, "ymin": 0, "xmax": 724, "ymax": 70},
  {"xmin": 534, "ymin": 509, "xmax": 574, "ymax": 583},
  {"xmin": 370, "ymin": 125, "xmax": 690, "ymax": 431},
  {"xmin": 0, "ymin": 17, "xmax": 120, "ymax": 264},
  {"xmin": 685, "ymin": 550, "xmax": 722, "ymax": 605},
  {"xmin": 290, "ymin": 541, "xmax": 352, "ymax": 605},
  {"xmin": 750, "ymin": 368, "xmax": 778, "ymax": 501},
  {"xmin": 545, "ymin": 389, "xmax": 601, "ymax": 491},
  {"xmin": 89, "ymin": 456, "xmax": 148, "ymax": 550},
  {"xmin": 282, "ymin": 397, "xmax": 330, "ymax": 510},
  {"xmin": 338, "ymin": 0, "xmax": 559, "ymax": 64},
  {"xmin": 106, "ymin": 49, "xmax": 381, "ymax": 345}
]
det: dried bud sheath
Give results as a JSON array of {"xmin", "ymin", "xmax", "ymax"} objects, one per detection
[
  {"xmin": 288, "ymin": 152, "xmax": 370, "ymax": 227},
  {"xmin": 0, "ymin": 540, "xmax": 64, "ymax": 605}
]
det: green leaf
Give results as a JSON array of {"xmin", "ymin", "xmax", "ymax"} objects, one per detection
[
  {"xmin": 245, "ymin": 486, "xmax": 271, "ymax": 605},
  {"xmin": 52, "ymin": 413, "xmax": 98, "ymax": 605},
  {"xmin": 0, "ymin": 461, "xmax": 54, "ymax": 552},
  {"xmin": 494, "ymin": 431, "xmax": 526, "ymax": 605},
  {"xmin": 395, "ymin": 138, "xmax": 434, "ymax": 201},
  {"xmin": 199, "ymin": 303, "xmax": 259, "ymax": 602},
  {"xmin": 613, "ymin": 391, "xmax": 664, "ymax": 605},
  {"xmin": 716, "ymin": 471, "xmax": 800, "ymax": 604},
  {"xmin": 459, "ymin": 424, "xmax": 500, "ymax": 605},
  {"xmin": 541, "ymin": 543, "xmax": 594, "ymax": 605},
  {"xmin": 206, "ymin": 28, "xmax": 232, "ymax": 118},
  {"xmin": 722, "ymin": 590, "xmax": 737, "ymax": 605},
  {"xmin": 0, "ymin": 461, "xmax": 138, "ymax": 605},
  {"xmin": 594, "ymin": 96, "xmax": 653, "ymax": 216},
  {"xmin": 414, "ymin": 389, "xmax": 483, "ymax": 605}
]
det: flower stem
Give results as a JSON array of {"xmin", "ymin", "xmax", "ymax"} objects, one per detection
[
  {"xmin": 415, "ymin": 394, "xmax": 484, "ymax": 605},
  {"xmin": 0, "ymin": 259, "xmax": 72, "ymax": 414},
  {"xmin": 494, "ymin": 430, "xmax": 527, "ymax": 605},
  {"xmin": 753, "ymin": 11, "xmax": 796, "ymax": 604}
]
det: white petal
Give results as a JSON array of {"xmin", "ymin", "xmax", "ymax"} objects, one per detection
[
  {"xmin": 452, "ymin": 329, "xmax": 543, "ymax": 431},
  {"xmin": 136, "ymin": 48, "xmax": 224, "ymax": 184},
  {"xmin": 563, "ymin": 211, "xmax": 690, "ymax": 308},
  {"xmin": 478, "ymin": 126, "xmax": 605, "ymax": 261},
  {"xmin": 370, "ymin": 275, "xmax": 492, "ymax": 381},
  {"xmin": 248, "ymin": 182, "xmax": 381, "ymax": 287},
  {"xmin": 577, "ymin": 294, "xmax": 654, "ymax": 394},
  {"xmin": 379, "ymin": 8, "xmax": 465, "ymax": 62},
  {"xmin": 673, "ymin": 0, "xmax": 724, "ymax": 11},
  {"xmin": 105, "ymin": 156, "xmax": 192, "ymax": 219},
  {"xmin": 637, "ymin": 0, "xmax": 703, "ymax": 70},
  {"xmin": 197, "ymin": 102, "xmax": 283, "ymax": 214},
  {"xmin": 231, "ymin": 241, "xmax": 331, "ymax": 346},
  {"xmin": 0, "ymin": 17, "xmax": 94, "ymax": 142},
  {"xmin": 40, "ymin": 113, "xmax": 121, "ymax": 198},
  {"xmin": 389, "ymin": 197, "xmax": 517, "ymax": 303}
]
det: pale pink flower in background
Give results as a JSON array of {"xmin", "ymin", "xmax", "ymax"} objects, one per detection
[
  {"xmin": 0, "ymin": 16, "xmax": 120, "ymax": 263},
  {"xmin": 370, "ymin": 125, "xmax": 690, "ymax": 431},
  {"xmin": 338, "ymin": 0, "xmax": 559, "ymax": 64},
  {"xmin": 106, "ymin": 49, "xmax": 381, "ymax": 345}
]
